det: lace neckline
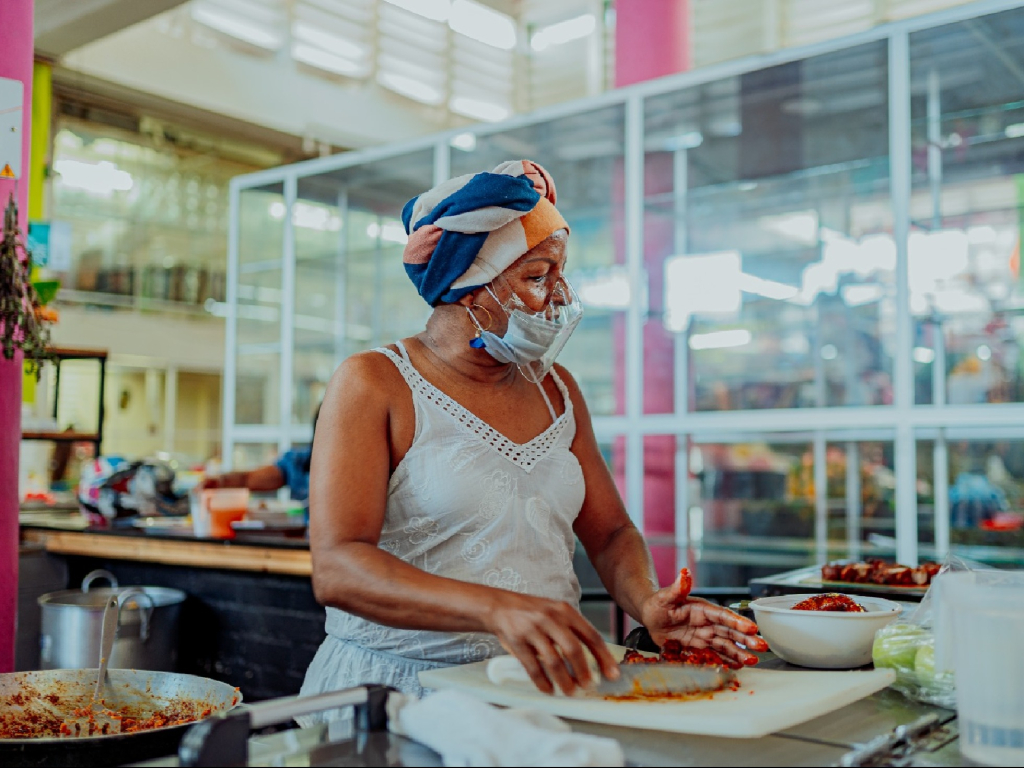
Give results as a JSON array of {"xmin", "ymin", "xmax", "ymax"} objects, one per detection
[{"xmin": 377, "ymin": 342, "xmax": 572, "ymax": 472}]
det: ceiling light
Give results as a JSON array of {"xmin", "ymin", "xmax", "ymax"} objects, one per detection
[
  {"xmin": 738, "ymin": 273, "xmax": 798, "ymax": 301},
  {"xmin": 820, "ymin": 344, "xmax": 838, "ymax": 360},
  {"xmin": 573, "ymin": 268, "xmax": 632, "ymax": 310},
  {"xmin": 1005, "ymin": 122, "xmax": 1024, "ymax": 139},
  {"xmin": 664, "ymin": 252, "xmax": 742, "ymax": 333},
  {"xmin": 449, "ymin": 96, "xmax": 510, "ymax": 122},
  {"xmin": 190, "ymin": 5, "xmax": 284, "ymax": 50},
  {"xmin": 450, "ymin": 132, "xmax": 478, "ymax": 151},
  {"xmin": 689, "ymin": 329, "xmax": 752, "ymax": 351},
  {"xmin": 913, "ymin": 347, "xmax": 935, "ymax": 364},
  {"xmin": 382, "ymin": 0, "xmax": 451, "ymax": 22},
  {"xmin": 378, "ymin": 73, "xmax": 444, "ymax": 105},
  {"xmin": 841, "ymin": 283, "xmax": 885, "ymax": 307},
  {"xmin": 291, "ymin": 44, "xmax": 367, "ymax": 78},
  {"xmin": 449, "ymin": 0, "xmax": 517, "ymax": 50},
  {"xmin": 531, "ymin": 13, "xmax": 596, "ymax": 52},
  {"xmin": 661, "ymin": 131, "xmax": 703, "ymax": 152}
]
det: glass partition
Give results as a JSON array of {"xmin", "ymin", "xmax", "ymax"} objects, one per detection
[
  {"xmin": 645, "ymin": 41, "xmax": 893, "ymax": 414},
  {"xmin": 910, "ymin": 7, "xmax": 1024, "ymax": 407},
  {"xmin": 451, "ymin": 105, "xmax": 627, "ymax": 416},
  {"xmin": 226, "ymin": 2, "xmax": 1024, "ymax": 579},
  {"xmin": 235, "ymin": 183, "xmax": 285, "ymax": 426}
]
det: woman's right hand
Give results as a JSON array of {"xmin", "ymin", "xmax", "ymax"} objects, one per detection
[{"xmin": 484, "ymin": 592, "xmax": 620, "ymax": 696}]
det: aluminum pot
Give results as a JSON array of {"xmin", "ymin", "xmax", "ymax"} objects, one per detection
[{"xmin": 38, "ymin": 570, "xmax": 185, "ymax": 672}]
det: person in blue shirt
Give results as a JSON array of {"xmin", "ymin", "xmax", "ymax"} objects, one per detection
[{"xmin": 202, "ymin": 406, "xmax": 319, "ymax": 502}]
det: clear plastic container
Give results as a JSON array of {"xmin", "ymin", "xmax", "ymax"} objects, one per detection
[{"xmin": 939, "ymin": 570, "xmax": 1024, "ymax": 767}]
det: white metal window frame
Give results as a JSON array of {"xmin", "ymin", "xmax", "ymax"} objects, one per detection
[{"xmin": 224, "ymin": 0, "xmax": 1024, "ymax": 569}]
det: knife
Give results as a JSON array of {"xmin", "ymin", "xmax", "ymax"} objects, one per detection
[{"xmin": 486, "ymin": 655, "xmax": 737, "ymax": 697}]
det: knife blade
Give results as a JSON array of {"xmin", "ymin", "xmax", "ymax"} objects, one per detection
[
  {"xmin": 594, "ymin": 663, "xmax": 736, "ymax": 697},
  {"xmin": 486, "ymin": 655, "xmax": 736, "ymax": 697}
]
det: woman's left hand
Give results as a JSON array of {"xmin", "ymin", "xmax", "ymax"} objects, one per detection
[{"xmin": 639, "ymin": 569, "xmax": 769, "ymax": 666}]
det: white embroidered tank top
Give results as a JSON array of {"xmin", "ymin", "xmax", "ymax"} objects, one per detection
[{"xmin": 323, "ymin": 341, "xmax": 585, "ymax": 663}]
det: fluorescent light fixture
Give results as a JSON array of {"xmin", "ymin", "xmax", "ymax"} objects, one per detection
[
  {"xmin": 781, "ymin": 334, "xmax": 810, "ymax": 355},
  {"xmin": 531, "ymin": 13, "xmax": 596, "ymax": 52},
  {"xmin": 689, "ymin": 329, "xmax": 752, "ymax": 351},
  {"xmin": 908, "ymin": 230, "xmax": 969, "ymax": 293},
  {"xmin": 450, "ymin": 96, "xmax": 510, "ymax": 122},
  {"xmin": 573, "ymin": 268, "xmax": 632, "ymax": 310},
  {"xmin": 53, "ymin": 159, "xmax": 133, "ymax": 196},
  {"xmin": 1005, "ymin": 122, "xmax": 1024, "ymax": 139},
  {"xmin": 292, "ymin": 22, "xmax": 366, "ymax": 62},
  {"xmin": 191, "ymin": 5, "xmax": 284, "ymax": 50},
  {"xmin": 738, "ymin": 273, "xmax": 798, "ymax": 301},
  {"xmin": 382, "ymin": 0, "xmax": 451, "ymax": 22},
  {"xmin": 378, "ymin": 72, "xmax": 444, "ymax": 105},
  {"xmin": 913, "ymin": 347, "xmax": 936, "ymax": 364},
  {"xmin": 760, "ymin": 210, "xmax": 819, "ymax": 245},
  {"xmin": 664, "ymin": 251, "xmax": 742, "ymax": 333},
  {"xmin": 841, "ymin": 283, "xmax": 885, "ymax": 307},
  {"xmin": 967, "ymin": 225, "xmax": 997, "ymax": 244},
  {"xmin": 449, "ymin": 132, "xmax": 477, "ymax": 151},
  {"xmin": 661, "ymin": 131, "xmax": 703, "ymax": 152},
  {"xmin": 367, "ymin": 222, "xmax": 409, "ymax": 244},
  {"xmin": 291, "ymin": 43, "xmax": 367, "ymax": 77},
  {"xmin": 449, "ymin": 0, "xmax": 517, "ymax": 50}
]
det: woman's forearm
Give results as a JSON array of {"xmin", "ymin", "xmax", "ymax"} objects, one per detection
[
  {"xmin": 311, "ymin": 541, "xmax": 505, "ymax": 633},
  {"xmin": 588, "ymin": 524, "xmax": 661, "ymax": 624}
]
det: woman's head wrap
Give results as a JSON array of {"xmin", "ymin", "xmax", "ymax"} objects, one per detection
[{"xmin": 401, "ymin": 160, "xmax": 569, "ymax": 305}]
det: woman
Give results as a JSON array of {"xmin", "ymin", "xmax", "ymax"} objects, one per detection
[{"xmin": 300, "ymin": 160, "xmax": 766, "ymax": 714}]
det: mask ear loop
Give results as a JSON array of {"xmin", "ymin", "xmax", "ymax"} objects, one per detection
[{"xmin": 467, "ymin": 303, "xmax": 495, "ymax": 349}]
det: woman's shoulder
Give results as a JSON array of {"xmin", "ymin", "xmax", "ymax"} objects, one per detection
[{"xmin": 326, "ymin": 347, "xmax": 410, "ymax": 404}]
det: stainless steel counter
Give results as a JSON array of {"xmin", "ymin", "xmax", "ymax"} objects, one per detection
[{"xmin": 138, "ymin": 674, "xmax": 971, "ymax": 767}]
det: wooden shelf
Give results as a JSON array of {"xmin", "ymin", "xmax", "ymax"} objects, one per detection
[
  {"xmin": 21, "ymin": 431, "xmax": 101, "ymax": 442},
  {"xmin": 22, "ymin": 530, "xmax": 313, "ymax": 577},
  {"xmin": 47, "ymin": 346, "xmax": 108, "ymax": 360}
]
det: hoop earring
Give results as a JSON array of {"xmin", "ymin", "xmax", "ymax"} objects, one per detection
[{"xmin": 468, "ymin": 303, "xmax": 494, "ymax": 349}]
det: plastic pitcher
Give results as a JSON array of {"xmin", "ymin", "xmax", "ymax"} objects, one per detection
[
  {"xmin": 202, "ymin": 488, "xmax": 249, "ymax": 539},
  {"xmin": 940, "ymin": 570, "xmax": 1024, "ymax": 766}
]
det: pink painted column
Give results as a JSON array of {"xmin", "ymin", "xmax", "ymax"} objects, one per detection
[
  {"xmin": 613, "ymin": 0, "xmax": 690, "ymax": 586},
  {"xmin": 0, "ymin": 0, "xmax": 34, "ymax": 673}
]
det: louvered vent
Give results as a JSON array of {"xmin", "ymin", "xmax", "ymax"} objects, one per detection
[{"xmin": 292, "ymin": 0, "xmax": 374, "ymax": 79}]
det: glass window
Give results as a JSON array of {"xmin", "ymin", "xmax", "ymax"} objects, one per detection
[
  {"xmin": 51, "ymin": 117, "xmax": 264, "ymax": 314},
  {"xmin": 943, "ymin": 439, "xmax": 1024, "ymax": 566},
  {"xmin": 688, "ymin": 440, "xmax": 816, "ymax": 587},
  {"xmin": 323, "ymin": 151, "xmax": 434, "ymax": 359},
  {"xmin": 823, "ymin": 440, "xmax": 903, "ymax": 560},
  {"xmin": 450, "ymin": 105, "xmax": 627, "ymax": 416},
  {"xmin": 235, "ymin": 183, "xmax": 285, "ymax": 426},
  {"xmin": 910, "ymin": 7, "xmax": 1024, "ymax": 405},
  {"xmin": 644, "ymin": 41, "xmax": 893, "ymax": 413}
]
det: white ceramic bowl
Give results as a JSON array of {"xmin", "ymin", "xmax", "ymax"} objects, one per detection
[{"xmin": 750, "ymin": 593, "xmax": 903, "ymax": 669}]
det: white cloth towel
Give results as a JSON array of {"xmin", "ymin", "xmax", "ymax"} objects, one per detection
[{"xmin": 387, "ymin": 689, "xmax": 624, "ymax": 767}]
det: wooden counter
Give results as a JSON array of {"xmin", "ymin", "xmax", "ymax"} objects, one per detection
[{"xmin": 20, "ymin": 529, "xmax": 313, "ymax": 577}]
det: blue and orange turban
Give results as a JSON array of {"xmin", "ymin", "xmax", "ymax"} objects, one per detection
[{"xmin": 401, "ymin": 160, "xmax": 569, "ymax": 306}]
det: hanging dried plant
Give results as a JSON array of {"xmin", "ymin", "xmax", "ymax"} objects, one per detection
[{"xmin": 1, "ymin": 193, "xmax": 53, "ymax": 377}]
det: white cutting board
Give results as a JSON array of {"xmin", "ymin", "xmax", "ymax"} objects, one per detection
[{"xmin": 419, "ymin": 648, "xmax": 895, "ymax": 739}]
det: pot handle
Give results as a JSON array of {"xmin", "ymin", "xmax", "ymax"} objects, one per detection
[
  {"xmin": 81, "ymin": 569, "xmax": 119, "ymax": 592},
  {"xmin": 117, "ymin": 588, "xmax": 155, "ymax": 643}
]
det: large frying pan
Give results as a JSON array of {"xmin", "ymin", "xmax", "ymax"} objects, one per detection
[{"xmin": 0, "ymin": 669, "xmax": 241, "ymax": 768}]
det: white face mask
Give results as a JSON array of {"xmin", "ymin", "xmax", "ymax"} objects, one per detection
[{"xmin": 466, "ymin": 277, "xmax": 583, "ymax": 385}]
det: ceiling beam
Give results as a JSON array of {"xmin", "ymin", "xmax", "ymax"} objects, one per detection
[
  {"xmin": 34, "ymin": 0, "xmax": 191, "ymax": 58},
  {"xmin": 61, "ymin": 16, "xmax": 449, "ymax": 149}
]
